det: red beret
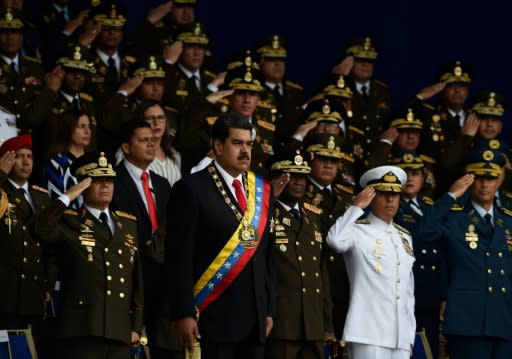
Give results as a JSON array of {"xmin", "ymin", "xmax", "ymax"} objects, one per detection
[{"xmin": 0, "ymin": 134, "xmax": 32, "ymax": 157}]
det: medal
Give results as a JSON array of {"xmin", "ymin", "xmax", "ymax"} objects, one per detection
[
  {"xmin": 239, "ymin": 220, "xmax": 257, "ymax": 248},
  {"xmin": 279, "ymin": 244, "xmax": 287, "ymax": 252}
]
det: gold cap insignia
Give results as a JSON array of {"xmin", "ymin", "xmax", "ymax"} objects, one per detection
[
  {"xmin": 488, "ymin": 92, "xmax": 496, "ymax": 107},
  {"xmin": 406, "ymin": 109, "xmax": 414, "ymax": 122},
  {"xmin": 327, "ymin": 136, "xmax": 335, "ymax": 149},
  {"xmin": 244, "ymin": 69, "xmax": 252, "ymax": 82},
  {"xmin": 91, "ymin": 0, "xmax": 101, "ymax": 6},
  {"xmin": 454, "ymin": 65, "xmax": 462, "ymax": 77},
  {"xmin": 98, "ymin": 152, "xmax": 108, "ymax": 167},
  {"xmin": 383, "ymin": 172, "xmax": 398, "ymax": 183},
  {"xmin": 294, "ymin": 150, "xmax": 303, "ymax": 166},
  {"xmin": 489, "ymin": 139, "xmax": 500, "ymax": 149},
  {"xmin": 364, "ymin": 37, "xmax": 371, "ymax": 50},
  {"xmin": 468, "ymin": 224, "xmax": 475, "ymax": 232},
  {"xmin": 73, "ymin": 47, "xmax": 82, "ymax": 61},
  {"xmin": 194, "ymin": 23, "xmax": 201, "ymax": 35},
  {"xmin": 244, "ymin": 51, "xmax": 252, "ymax": 67},
  {"xmin": 403, "ymin": 153, "xmax": 414, "ymax": 163},
  {"xmin": 337, "ymin": 76, "xmax": 345, "ymax": 88},
  {"xmin": 109, "ymin": 4, "xmax": 117, "ymax": 19},
  {"xmin": 483, "ymin": 150, "xmax": 494, "ymax": 161},
  {"xmin": 5, "ymin": 8, "xmax": 13, "ymax": 21},
  {"xmin": 432, "ymin": 114, "xmax": 440, "ymax": 122},
  {"xmin": 272, "ymin": 35, "xmax": 279, "ymax": 49},
  {"xmin": 149, "ymin": 56, "xmax": 157, "ymax": 70},
  {"xmin": 322, "ymin": 103, "xmax": 331, "ymax": 114}
]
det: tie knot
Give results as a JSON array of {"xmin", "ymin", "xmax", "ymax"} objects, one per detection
[
  {"xmin": 289, "ymin": 208, "xmax": 300, "ymax": 220},
  {"xmin": 108, "ymin": 57, "xmax": 115, "ymax": 66},
  {"xmin": 141, "ymin": 171, "xmax": 149, "ymax": 181},
  {"xmin": 18, "ymin": 187, "xmax": 25, "ymax": 195},
  {"xmin": 99, "ymin": 211, "xmax": 108, "ymax": 221},
  {"xmin": 232, "ymin": 178, "xmax": 242, "ymax": 190}
]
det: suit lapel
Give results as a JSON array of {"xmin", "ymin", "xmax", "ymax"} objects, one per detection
[{"xmin": 117, "ymin": 163, "xmax": 150, "ymax": 221}]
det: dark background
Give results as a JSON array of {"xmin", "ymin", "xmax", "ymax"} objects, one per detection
[{"xmin": 26, "ymin": 0, "xmax": 512, "ymax": 141}]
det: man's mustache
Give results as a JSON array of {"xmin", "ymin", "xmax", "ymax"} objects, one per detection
[{"xmin": 238, "ymin": 153, "xmax": 250, "ymax": 160}]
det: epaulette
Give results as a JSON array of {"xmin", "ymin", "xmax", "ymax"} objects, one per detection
[
  {"xmin": 503, "ymin": 191, "xmax": 512, "ymax": 199},
  {"xmin": 348, "ymin": 125, "xmax": 365, "ymax": 136},
  {"xmin": 421, "ymin": 196, "xmax": 434, "ymax": 205},
  {"xmin": 356, "ymin": 219, "xmax": 370, "ymax": 224},
  {"xmin": 393, "ymin": 222, "xmax": 411, "ymax": 235},
  {"xmin": 22, "ymin": 56, "xmax": 42, "ymax": 64},
  {"xmin": 31, "ymin": 185, "xmax": 48, "ymax": 194},
  {"xmin": 218, "ymin": 98, "xmax": 229, "ymax": 105},
  {"xmin": 374, "ymin": 79, "xmax": 388, "ymax": 88},
  {"xmin": 79, "ymin": 92, "xmax": 94, "ymax": 102},
  {"xmin": 124, "ymin": 55, "xmax": 136, "ymax": 64},
  {"xmin": 164, "ymin": 106, "xmax": 178, "ymax": 113},
  {"xmin": 285, "ymin": 80, "xmax": 303, "ymax": 90},
  {"xmin": 501, "ymin": 207, "xmax": 512, "ymax": 217},
  {"xmin": 420, "ymin": 154, "xmax": 437, "ymax": 164},
  {"xmin": 204, "ymin": 70, "xmax": 216, "ymax": 78},
  {"xmin": 206, "ymin": 116, "xmax": 218, "ymax": 126},
  {"xmin": 115, "ymin": 210, "xmax": 137, "ymax": 221},
  {"xmin": 257, "ymin": 100, "xmax": 273, "ymax": 109},
  {"xmin": 0, "ymin": 105, "xmax": 12, "ymax": 114},
  {"xmin": 303, "ymin": 202, "xmax": 322, "ymax": 215},
  {"xmin": 422, "ymin": 102, "xmax": 435, "ymax": 110},
  {"xmin": 336, "ymin": 183, "xmax": 354, "ymax": 195},
  {"xmin": 450, "ymin": 204, "xmax": 464, "ymax": 211},
  {"xmin": 64, "ymin": 209, "xmax": 78, "ymax": 216}
]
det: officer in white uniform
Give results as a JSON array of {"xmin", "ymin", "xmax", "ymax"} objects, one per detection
[{"xmin": 326, "ymin": 165, "xmax": 416, "ymax": 359}]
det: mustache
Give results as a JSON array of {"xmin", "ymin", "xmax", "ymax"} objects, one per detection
[{"xmin": 237, "ymin": 153, "xmax": 250, "ymax": 160}]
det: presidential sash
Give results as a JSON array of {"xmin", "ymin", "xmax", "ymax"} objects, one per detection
[{"xmin": 193, "ymin": 170, "xmax": 271, "ymax": 314}]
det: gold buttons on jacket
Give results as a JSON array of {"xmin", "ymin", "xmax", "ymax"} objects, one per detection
[
  {"xmin": 120, "ymin": 293, "xmax": 125, "ymax": 298},
  {"xmin": 107, "ymin": 290, "xmax": 112, "ymax": 296},
  {"xmin": 23, "ymin": 257, "xmax": 27, "ymax": 263},
  {"xmin": 120, "ymin": 277, "xmax": 125, "ymax": 283},
  {"xmin": 119, "ymin": 264, "xmax": 124, "ymax": 269},
  {"xmin": 488, "ymin": 269, "xmax": 492, "ymax": 274},
  {"xmin": 502, "ymin": 288, "xmax": 507, "ymax": 293},
  {"xmin": 298, "ymin": 256, "xmax": 303, "ymax": 261},
  {"xmin": 118, "ymin": 249, "xmax": 123, "ymax": 255},
  {"xmin": 105, "ymin": 248, "xmax": 109, "ymax": 253},
  {"xmin": 107, "ymin": 275, "xmax": 112, "ymax": 281},
  {"xmin": 106, "ymin": 261, "xmax": 110, "ymax": 266},
  {"xmin": 431, "ymin": 266, "xmax": 436, "ymax": 271},
  {"xmin": 302, "ymin": 288, "xmax": 306, "ymax": 293},
  {"xmin": 486, "ymin": 252, "xmax": 491, "ymax": 257},
  {"xmin": 316, "ymin": 288, "xmax": 320, "ymax": 294},
  {"xmin": 329, "ymin": 256, "xmax": 335, "ymax": 262},
  {"xmin": 501, "ymin": 269, "xmax": 506, "ymax": 275},
  {"xmin": 315, "ymin": 272, "xmax": 320, "ymax": 277},
  {"xmin": 498, "ymin": 252, "xmax": 503, "ymax": 258},
  {"xmin": 312, "ymin": 256, "xmax": 317, "ymax": 261},
  {"xmin": 488, "ymin": 287, "xmax": 493, "ymax": 293},
  {"xmin": 301, "ymin": 272, "xmax": 306, "ymax": 277}
]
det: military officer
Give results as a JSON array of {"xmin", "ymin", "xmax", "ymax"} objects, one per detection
[
  {"xmin": 0, "ymin": 8, "xmax": 44, "ymax": 130},
  {"xmin": 265, "ymin": 149, "xmax": 333, "ymax": 359},
  {"xmin": 326, "ymin": 165, "xmax": 415, "ymax": 359},
  {"xmin": 37, "ymin": 151, "xmax": 145, "ymax": 359},
  {"xmin": 0, "ymin": 135, "xmax": 53, "ymax": 336}
]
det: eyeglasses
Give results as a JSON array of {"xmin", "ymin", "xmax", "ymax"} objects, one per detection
[{"xmin": 144, "ymin": 115, "xmax": 166, "ymax": 123}]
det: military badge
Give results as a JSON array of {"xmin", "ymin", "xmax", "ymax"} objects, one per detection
[
  {"xmin": 279, "ymin": 244, "xmax": 287, "ymax": 252},
  {"xmin": 465, "ymin": 224, "xmax": 478, "ymax": 249},
  {"xmin": 282, "ymin": 217, "xmax": 291, "ymax": 227},
  {"xmin": 401, "ymin": 236, "xmax": 414, "ymax": 257},
  {"xmin": 238, "ymin": 220, "xmax": 257, "ymax": 248}
]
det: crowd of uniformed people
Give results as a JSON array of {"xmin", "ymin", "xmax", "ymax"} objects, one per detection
[{"xmin": 1, "ymin": 0, "xmax": 512, "ymax": 359}]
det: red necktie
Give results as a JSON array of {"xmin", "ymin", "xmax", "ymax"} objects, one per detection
[
  {"xmin": 141, "ymin": 171, "xmax": 158, "ymax": 232},
  {"xmin": 232, "ymin": 179, "xmax": 247, "ymax": 214}
]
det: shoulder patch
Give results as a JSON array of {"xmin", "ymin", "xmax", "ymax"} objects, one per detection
[
  {"xmin": 23, "ymin": 56, "xmax": 42, "ymax": 64},
  {"xmin": 348, "ymin": 125, "xmax": 365, "ymax": 136},
  {"xmin": 501, "ymin": 207, "xmax": 512, "ymax": 217},
  {"xmin": 31, "ymin": 185, "xmax": 48, "ymax": 194},
  {"xmin": 64, "ymin": 209, "xmax": 78, "ymax": 216},
  {"xmin": 393, "ymin": 222, "xmax": 411, "ymax": 235},
  {"xmin": 257, "ymin": 100, "xmax": 273, "ymax": 109},
  {"xmin": 421, "ymin": 196, "xmax": 434, "ymax": 205},
  {"xmin": 124, "ymin": 56, "xmax": 136, "ymax": 64},
  {"xmin": 285, "ymin": 80, "xmax": 303, "ymax": 90},
  {"xmin": 356, "ymin": 219, "xmax": 371, "ymax": 224},
  {"xmin": 374, "ymin": 79, "xmax": 388, "ymax": 88},
  {"xmin": 303, "ymin": 202, "xmax": 322, "ymax": 215},
  {"xmin": 503, "ymin": 191, "xmax": 512, "ymax": 199},
  {"xmin": 204, "ymin": 70, "xmax": 216, "ymax": 78},
  {"xmin": 336, "ymin": 183, "xmax": 354, "ymax": 195},
  {"xmin": 422, "ymin": 102, "xmax": 435, "ymax": 110},
  {"xmin": 79, "ymin": 92, "xmax": 93, "ymax": 102},
  {"xmin": 115, "ymin": 210, "xmax": 137, "ymax": 221},
  {"xmin": 420, "ymin": 154, "xmax": 437, "ymax": 164},
  {"xmin": 450, "ymin": 204, "xmax": 464, "ymax": 211}
]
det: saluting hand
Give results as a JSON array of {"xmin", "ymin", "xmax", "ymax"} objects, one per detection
[
  {"xmin": 271, "ymin": 173, "xmax": 290, "ymax": 198},
  {"xmin": 352, "ymin": 187, "xmax": 376, "ymax": 209},
  {"xmin": 449, "ymin": 173, "xmax": 474, "ymax": 198},
  {"xmin": 0, "ymin": 150, "xmax": 16, "ymax": 175},
  {"xmin": 64, "ymin": 178, "xmax": 92, "ymax": 202},
  {"xmin": 461, "ymin": 113, "xmax": 480, "ymax": 137},
  {"xmin": 293, "ymin": 120, "xmax": 318, "ymax": 139},
  {"xmin": 119, "ymin": 75, "xmax": 144, "ymax": 96},
  {"xmin": 163, "ymin": 40, "xmax": 183, "ymax": 64},
  {"xmin": 417, "ymin": 82, "xmax": 446, "ymax": 101},
  {"xmin": 331, "ymin": 56, "xmax": 354, "ymax": 75},
  {"xmin": 206, "ymin": 89, "xmax": 234, "ymax": 104},
  {"xmin": 146, "ymin": 1, "xmax": 173, "ymax": 24}
]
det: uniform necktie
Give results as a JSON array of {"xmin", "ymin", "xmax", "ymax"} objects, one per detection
[
  {"xmin": 10, "ymin": 61, "xmax": 17, "ymax": 75},
  {"xmin": 484, "ymin": 213, "xmax": 494, "ymax": 229},
  {"xmin": 18, "ymin": 188, "xmax": 34, "ymax": 212},
  {"xmin": 71, "ymin": 98, "xmax": 80, "ymax": 112},
  {"xmin": 360, "ymin": 85, "xmax": 368, "ymax": 97},
  {"xmin": 190, "ymin": 74, "xmax": 200, "ymax": 90},
  {"xmin": 289, "ymin": 208, "xmax": 300, "ymax": 220},
  {"xmin": 99, "ymin": 212, "xmax": 111, "ymax": 235},
  {"xmin": 141, "ymin": 171, "xmax": 158, "ymax": 232},
  {"xmin": 453, "ymin": 113, "xmax": 462, "ymax": 127},
  {"xmin": 105, "ymin": 57, "xmax": 118, "ymax": 83},
  {"xmin": 232, "ymin": 179, "xmax": 247, "ymax": 214},
  {"xmin": 323, "ymin": 187, "xmax": 333, "ymax": 198},
  {"xmin": 273, "ymin": 84, "xmax": 282, "ymax": 98}
]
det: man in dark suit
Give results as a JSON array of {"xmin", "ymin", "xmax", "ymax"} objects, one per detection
[
  {"xmin": 111, "ymin": 119, "xmax": 178, "ymax": 358},
  {"xmin": 166, "ymin": 113, "xmax": 275, "ymax": 359}
]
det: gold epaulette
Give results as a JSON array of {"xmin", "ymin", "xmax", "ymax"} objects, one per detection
[
  {"xmin": 393, "ymin": 222, "xmax": 411, "ymax": 235},
  {"xmin": 336, "ymin": 183, "xmax": 354, "ymax": 195},
  {"xmin": 31, "ymin": 185, "xmax": 48, "ymax": 194},
  {"xmin": 356, "ymin": 219, "xmax": 370, "ymax": 224},
  {"xmin": 115, "ymin": 210, "xmax": 137, "ymax": 221},
  {"xmin": 303, "ymin": 202, "xmax": 322, "ymax": 215},
  {"xmin": 450, "ymin": 204, "xmax": 464, "ymax": 211},
  {"xmin": 422, "ymin": 102, "xmax": 435, "ymax": 110},
  {"xmin": 0, "ymin": 189, "xmax": 8, "ymax": 218},
  {"xmin": 257, "ymin": 100, "xmax": 273, "ymax": 109},
  {"xmin": 348, "ymin": 125, "xmax": 365, "ymax": 136},
  {"xmin": 218, "ymin": 98, "xmax": 229, "ymax": 105},
  {"xmin": 504, "ymin": 191, "xmax": 512, "ymax": 199},
  {"xmin": 420, "ymin": 154, "xmax": 437, "ymax": 164},
  {"xmin": 421, "ymin": 196, "xmax": 434, "ymax": 205},
  {"xmin": 124, "ymin": 55, "xmax": 136, "ymax": 63},
  {"xmin": 23, "ymin": 55, "xmax": 42, "ymax": 64},
  {"xmin": 256, "ymin": 119, "xmax": 275, "ymax": 132},
  {"xmin": 374, "ymin": 79, "xmax": 388, "ymax": 88},
  {"xmin": 79, "ymin": 92, "xmax": 93, "ymax": 102},
  {"xmin": 64, "ymin": 209, "xmax": 78, "ymax": 216},
  {"xmin": 501, "ymin": 207, "xmax": 512, "ymax": 217},
  {"xmin": 204, "ymin": 70, "xmax": 216, "ymax": 78},
  {"xmin": 285, "ymin": 80, "xmax": 303, "ymax": 90},
  {"xmin": 206, "ymin": 116, "xmax": 218, "ymax": 126},
  {"xmin": 165, "ymin": 106, "xmax": 178, "ymax": 113}
]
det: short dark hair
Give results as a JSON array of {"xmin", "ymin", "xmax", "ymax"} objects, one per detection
[
  {"xmin": 211, "ymin": 112, "xmax": 252, "ymax": 144},
  {"xmin": 120, "ymin": 119, "xmax": 152, "ymax": 144}
]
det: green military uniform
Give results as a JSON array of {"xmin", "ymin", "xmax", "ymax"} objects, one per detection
[{"xmin": 0, "ymin": 169, "xmax": 52, "ymax": 329}]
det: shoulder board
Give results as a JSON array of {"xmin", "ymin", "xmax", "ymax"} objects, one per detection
[
  {"xmin": 124, "ymin": 55, "xmax": 136, "ymax": 64},
  {"xmin": 393, "ymin": 222, "xmax": 411, "ymax": 235},
  {"xmin": 348, "ymin": 125, "xmax": 365, "ymax": 136},
  {"xmin": 303, "ymin": 202, "xmax": 322, "ymax": 215},
  {"xmin": 285, "ymin": 80, "xmax": 303, "ymax": 90},
  {"xmin": 421, "ymin": 196, "xmax": 434, "ymax": 205},
  {"xmin": 356, "ymin": 219, "xmax": 370, "ymax": 224},
  {"xmin": 218, "ymin": 98, "xmax": 229, "ymax": 105},
  {"xmin": 115, "ymin": 210, "xmax": 137, "ymax": 221},
  {"xmin": 374, "ymin": 79, "xmax": 388, "ymax": 88},
  {"xmin": 206, "ymin": 116, "xmax": 218, "ymax": 126},
  {"xmin": 164, "ymin": 106, "xmax": 178, "ymax": 113},
  {"xmin": 0, "ymin": 104, "xmax": 12, "ymax": 114},
  {"xmin": 450, "ymin": 204, "xmax": 464, "ymax": 211},
  {"xmin": 422, "ymin": 102, "xmax": 435, "ymax": 110},
  {"xmin": 501, "ymin": 207, "xmax": 512, "ymax": 217},
  {"xmin": 256, "ymin": 119, "xmax": 275, "ymax": 132},
  {"xmin": 257, "ymin": 100, "xmax": 273, "ymax": 109},
  {"xmin": 31, "ymin": 185, "xmax": 48, "ymax": 194},
  {"xmin": 64, "ymin": 209, "xmax": 78, "ymax": 216},
  {"xmin": 204, "ymin": 70, "xmax": 216, "ymax": 78},
  {"xmin": 79, "ymin": 92, "xmax": 93, "ymax": 102},
  {"xmin": 503, "ymin": 191, "xmax": 512, "ymax": 199},
  {"xmin": 419, "ymin": 154, "xmax": 437, "ymax": 164},
  {"xmin": 22, "ymin": 56, "xmax": 42, "ymax": 64},
  {"xmin": 336, "ymin": 183, "xmax": 354, "ymax": 195}
]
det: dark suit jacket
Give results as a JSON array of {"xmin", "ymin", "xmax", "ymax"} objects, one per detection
[{"xmin": 166, "ymin": 164, "xmax": 276, "ymax": 343}]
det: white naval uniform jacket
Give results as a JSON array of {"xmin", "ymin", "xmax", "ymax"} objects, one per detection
[{"xmin": 326, "ymin": 206, "xmax": 416, "ymax": 350}]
